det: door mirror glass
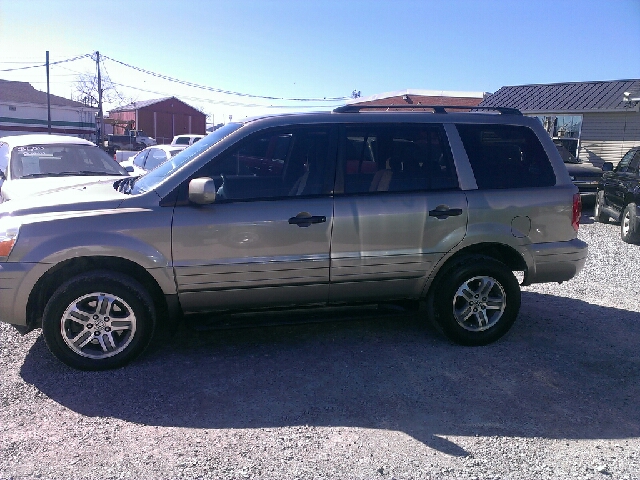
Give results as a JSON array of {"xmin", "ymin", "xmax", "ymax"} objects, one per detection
[{"xmin": 602, "ymin": 162, "xmax": 613, "ymax": 172}]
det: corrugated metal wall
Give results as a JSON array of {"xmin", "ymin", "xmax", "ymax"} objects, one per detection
[{"xmin": 579, "ymin": 111, "xmax": 640, "ymax": 166}]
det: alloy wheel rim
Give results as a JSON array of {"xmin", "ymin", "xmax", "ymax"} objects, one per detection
[
  {"xmin": 622, "ymin": 210, "xmax": 631, "ymax": 236},
  {"xmin": 452, "ymin": 275, "xmax": 506, "ymax": 332},
  {"xmin": 60, "ymin": 292, "xmax": 137, "ymax": 359}
]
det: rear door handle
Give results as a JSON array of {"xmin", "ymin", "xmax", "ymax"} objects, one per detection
[
  {"xmin": 429, "ymin": 206, "xmax": 463, "ymax": 219},
  {"xmin": 288, "ymin": 212, "xmax": 327, "ymax": 227}
]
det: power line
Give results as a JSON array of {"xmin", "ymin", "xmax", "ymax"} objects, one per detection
[
  {"xmin": 109, "ymin": 81, "xmax": 342, "ymax": 109},
  {"xmin": 0, "ymin": 53, "xmax": 92, "ymax": 72},
  {"xmin": 102, "ymin": 54, "xmax": 349, "ymax": 102},
  {"xmin": 0, "ymin": 61, "xmax": 43, "ymax": 65},
  {"xmin": 99, "ymin": 59, "xmax": 131, "ymax": 106}
]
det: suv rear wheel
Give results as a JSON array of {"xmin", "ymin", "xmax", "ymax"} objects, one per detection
[
  {"xmin": 42, "ymin": 271, "xmax": 156, "ymax": 370},
  {"xmin": 432, "ymin": 257, "xmax": 521, "ymax": 346}
]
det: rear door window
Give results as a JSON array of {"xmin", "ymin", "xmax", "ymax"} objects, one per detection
[
  {"xmin": 456, "ymin": 124, "xmax": 556, "ymax": 189},
  {"xmin": 340, "ymin": 124, "xmax": 458, "ymax": 194}
]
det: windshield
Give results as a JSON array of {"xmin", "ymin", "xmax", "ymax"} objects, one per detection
[
  {"xmin": 10, "ymin": 144, "xmax": 128, "ymax": 179},
  {"xmin": 555, "ymin": 144, "xmax": 581, "ymax": 164},
  {"xmin": 131, "ymin": 123, "xmax": 243, "ymax": 194}
]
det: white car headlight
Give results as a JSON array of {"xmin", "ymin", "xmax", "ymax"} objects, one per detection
[{"xmin": 0, "ymin": 217, "xmax": 20, "ymax": 258}]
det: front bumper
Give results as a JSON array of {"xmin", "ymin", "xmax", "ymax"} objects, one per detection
[{"xmin": 521, "ymin": 238, "xmax": 588, "ymax": 286}]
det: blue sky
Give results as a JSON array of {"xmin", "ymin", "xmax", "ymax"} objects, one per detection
[{"xmin": 1, "ymin": 0, "xmax": 639, "ymax": 123}]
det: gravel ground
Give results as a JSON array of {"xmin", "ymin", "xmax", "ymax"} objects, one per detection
[{"xmin": 1, "ymin": 208, "xmax": 639, "ymax": 480}]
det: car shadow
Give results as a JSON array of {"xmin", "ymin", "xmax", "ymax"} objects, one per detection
[{"xmin": 20, "ymin": 291, "xmax": 640, "ymax": 456}]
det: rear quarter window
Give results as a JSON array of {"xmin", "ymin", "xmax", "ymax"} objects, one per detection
[{"xmin": 456, "ymin": 124, "xmax": 556, "ymax": 189}]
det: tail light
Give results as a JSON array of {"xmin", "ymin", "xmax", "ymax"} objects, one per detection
[{"xmin": 572, "ymin": 193, "xmax": 582, "ymax": 232}]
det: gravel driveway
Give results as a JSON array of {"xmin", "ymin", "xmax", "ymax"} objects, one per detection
[{"xmin": 1, "ymin": 209, "xmax": 639, "ymax": 480}]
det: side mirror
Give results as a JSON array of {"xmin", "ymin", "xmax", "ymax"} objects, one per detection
[
  {"xmin": 602, "ymin": 162, "xmax": 614, "ymax": 172},
  {"xmin": 124, "ymin": 166, "xmax": 134, "ymax": 173},
  {"xmin": 188, "ymin": 177, "xmax": 217, "ymax": 205}
]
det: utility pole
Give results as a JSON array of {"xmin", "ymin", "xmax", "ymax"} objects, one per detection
[
  {"xmin": 96, "ymin": 51, "xmax": 103, "ymax": 145},
  {"xmin": 46, "ymin": 51, "xmax": 51, "ymax": 134}
]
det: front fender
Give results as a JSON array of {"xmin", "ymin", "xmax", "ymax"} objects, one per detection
[{"xmin": 8, "ymin": 206, "xmax": 176, "ymax": 295}]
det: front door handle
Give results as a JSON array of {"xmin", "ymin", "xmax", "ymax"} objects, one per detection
[
  {"xmin": 429, "ymin": 205, "xmax": 463, "ymax": 219},
  {"xmin": 288, "ymin": 212, "xmax": 327, "ymax": 227}
]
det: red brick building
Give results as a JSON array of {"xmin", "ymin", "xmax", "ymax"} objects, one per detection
[
  {"xmin": 347, "ymin": 89, "xmax": 487, "ymax": 111},
  {"xmin": 108, "ymin": 97, "xmax": 206, "ymax": 144}
]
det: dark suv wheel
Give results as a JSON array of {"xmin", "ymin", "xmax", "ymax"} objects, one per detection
[
  {"xmin": 42, "ymin": 271, "xmax": 156, "ymax": 370},
  {"xmin": 432, "ymin": 256, "xmax": 521, "ymax": 346},
  {"xmin": 593, "ymin": 191, "xmax": 609, "ymax": 223}
]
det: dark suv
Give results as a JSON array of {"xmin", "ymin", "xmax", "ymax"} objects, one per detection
[
  {"xmin": 594, "ymin": 146, "xmax": 640, "ymax": 243},
  {"xmin": 0, "ymin": 106, "xmax": 587, "ymax": 370}
]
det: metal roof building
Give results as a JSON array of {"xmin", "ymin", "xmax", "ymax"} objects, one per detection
[{"xmin": 480, "ymin": 80, "xmax": 640, "ymax": 165}]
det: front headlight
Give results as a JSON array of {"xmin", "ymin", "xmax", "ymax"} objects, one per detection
[{"xmin": 0, "ymin": 217, "xmax": 20, "ymax": 258}]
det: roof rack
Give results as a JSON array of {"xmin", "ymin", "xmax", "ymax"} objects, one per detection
[{"xmin": 333, "ymin": 104, "xmax": 522, "ymax": 115}]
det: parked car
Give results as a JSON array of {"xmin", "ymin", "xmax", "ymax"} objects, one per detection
[
  {"xmin": 554, "ymin": 141, "xmax": 602, "ymax": 202},
  {"xmin": 120, "ymin": 145, "xmax": 187, "ymax": 176},
  {"xmin": 171, "ymin": 134, "xmax": 203, "ymax": 146},
  {"xmin": 114, "ymin": 150, "xmax": 137, "ymax": 163},
  {"xmin": 0, "ymin": 106, "xmax": 587, "ymax": 370},
  {"xmin": 594, "ymin": 146, "xmax": 640, "ymax": 243},
  {"xmin": 0, "ymin": 134, "xmax": 129, "ymax": 202}
]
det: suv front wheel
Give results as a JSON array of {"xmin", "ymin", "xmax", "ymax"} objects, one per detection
[
  {"xmin": 621, "ymin": 203, "xmax": 640, "ymax": 244},
  {"xmin": 42, "ymin": 271, "xmax": 156, "ymax": 370},
  {"xmin": 593, "ymin": 191, "xmax": 609, "ymax": 223},
  {"xmin": 432, "ymin": 257, "xmax": 521, "ymax": 346}
]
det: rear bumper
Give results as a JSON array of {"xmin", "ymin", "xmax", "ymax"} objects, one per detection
[
  {"xmin": 573, "ymin": 180, "xmax": 599, "ymax": 194},
  {"xmin": 522, "ymin": 238, "xmax": 588, "ymax": 286}
]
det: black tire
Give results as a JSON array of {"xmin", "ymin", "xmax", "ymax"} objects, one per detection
[
  {"xmin": 432, "ymin": 256, "xmax": 521, "ymax": 346},
  {"xmin": 621, "ymin": 203, "xmax": 640, "ymax": 244},
  {"xmin": 42, "ymin": 271, "xmax": 156, "ymax": 370},
  {"xmin": 594, "ymin": 191, "xmax": 609, "ymax": 223}
]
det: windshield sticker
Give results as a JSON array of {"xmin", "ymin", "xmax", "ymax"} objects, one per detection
[{"xmin": 17, "ymin": 146, "xmax": 45, "ymax": 152}]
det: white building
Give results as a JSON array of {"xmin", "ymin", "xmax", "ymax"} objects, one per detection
[
  {"xmin": 0, "ymin": 79, "xmax": 97, "ymax": 140},
  {"xmin": 480, "ymin": 80, "xmax": 640, "ymax": 166}
]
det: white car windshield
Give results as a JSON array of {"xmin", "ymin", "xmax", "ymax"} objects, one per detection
[
  {"xmin": 131, "ymin": 123, "xmax": 243, "ymax": 194},
  {"xmin": 10, "ymin": 144, "xmax": 128, "ymax": 179}
]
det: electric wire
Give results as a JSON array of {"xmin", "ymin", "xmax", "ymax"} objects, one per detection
[
  {"xmin": 2, "ymin": 51, "xmax": 348, "ymax": 109},
  {"xmin": 0, "ymin": 53, "xmax": 92, "ymax": 72},
  {"xmin": 109, "ymin": 82, "xmax": 342, "ymax": 109},
  {"xmin": 102, "ymin": 54, "xmax": 349, "ymax": 102},
  {"xmin": 99, "ymin": 59, "xmax": 134, "ymax": 106}
]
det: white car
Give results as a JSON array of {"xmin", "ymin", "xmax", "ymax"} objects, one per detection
[
  {"xmin": 0, "ymin": 134, "xmax": 129, "ymax": 202},
  {"xmin": 170, "ymin": 134, "xmax": 203, "ymax": 146},
  {"xmin": 120, "ymin": 144, "xmax": 186, "ymax": 176}
]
